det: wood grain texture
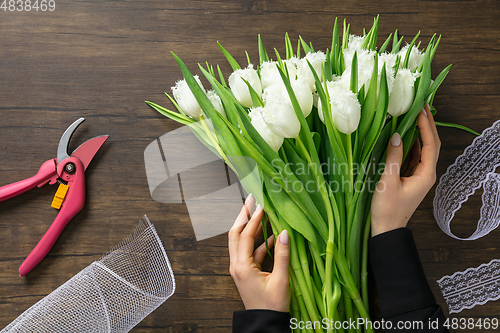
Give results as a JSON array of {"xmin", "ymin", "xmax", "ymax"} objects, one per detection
[{"xmin": 0, "ymin": 0, "xmax": 499, "ymax": 332}]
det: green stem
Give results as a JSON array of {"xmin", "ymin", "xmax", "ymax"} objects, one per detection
[
  {"xmin": 325, "ymin": 240, "xmax": 335, "ymax": 330},
  {"xmin": 288, "ymin": 228, "xmax": 323, "ymax": 332},
  {"xmin": 338, "ymin": 295, "xmax": 346, "ymax": 324},
  {"xmin": 263, "ymin": 191, "xmax": 318, "ymax": 324},
  {"xmin": 199, "ymin": 115, "xmax": 226, "ymax": 160},
  {"xmin": 345, "ymin": 133, "xmax": 355, "ymax": 255},
  {"xmin": 391, "ymin": 115, "xmax": 398, "ymax": 136},
  {"xmin": 329, "ymin": 276, "xmax": 342, "ymax": 333},
  {"xmin": 345, "ymin": 199, "xmax": 356, "ymax": 254},
  {"xmin": 262, "ymin": 195, "xmax": 282, "ymax": 234},
  {"xmin": 290, "ymin": 268, "xmax": 315, "ymax": 333},
  {"xmin": 296, "ymin": 135, "xmax": 339, "ymax": 326},
  {"xmin": 333, "ymin": 244, "xmax": 374, "ymax": 333},
  {"xmin": 325, "ymin": 237, "xmax": 335, "ymax": 314},
  {"xmin": 297, "ymin": 234, "xmax": 314, "ymax": 298},
  {"xmin": 311, "ymin": 245, "xmax": 325, "ymax": 282},
  {"xmin": 347, "ymin": 133, "xmax": 354, "ymax": 191},
  {"xmin": 334, "ymin": 308, "xmax": 345, "ymax": 333},
  {"xmin": 361, "ymin": 213, "xmax": 372, "ymax": 311},
  {"xmin": 312, "ymin": 281, "xmax": 327, "ymax": 319},
  {"xmin": 290, "ymin": 283, "xmax": 301, "ymax": 323},
  {"xmin": 354, "ymin": 308, "xmax": 362, "ymax": 333},
  {"xmin": 343, "ymin": 291, "xmax": 355, "ymax": 333}
]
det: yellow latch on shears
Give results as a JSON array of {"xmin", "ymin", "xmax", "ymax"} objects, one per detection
[{"xmin": 51, "ymin": 184, "xmax": 69, "ymax": 209}]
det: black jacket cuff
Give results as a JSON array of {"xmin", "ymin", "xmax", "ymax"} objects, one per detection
[
  {"xmin": 233, "ymin": 309, "xmax": 291, "ymax": 333},
  {"xmin": 369, "ymin": 228, "xmax": 436, "ymax": 318}
]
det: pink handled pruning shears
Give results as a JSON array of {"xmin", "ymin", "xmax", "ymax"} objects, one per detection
[{"xmin": 0, "ymin": 118, "xmax": 108, "ymax": 276}]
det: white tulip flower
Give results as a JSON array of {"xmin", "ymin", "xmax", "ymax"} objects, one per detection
[
  {"xmin": 260, "ymin": 58, "xmax": 300, "ymax": 90},
  {"xmin": 316, "ymin": 75, "xmax": 340, "ymax": 122},
  {"xmin": 378, "ymin": 53, "xmax": 397, "ymax": 93},
  {"xmin": 379, "ymin": 52, "xmax": 398, "ymax": 72},
  {"xmin": 343, "ymin": 35, "xmax": 400, "ymax": 97},
  {"xmin": 317, "ymin": 97, "xmax": 325, "ymax": 123},
  {"xmin": 343, "ymin": 34, "xmax": 375, "ymax": 72},
  {"xmin": 329, "ymin": 82, "xmax": 361, "ymax": 134},
  {"xmin": 387, "ymin": 68, "xmax": 418, "ymax": 117},
  {"xmin": 229, "ymin": 64, "xmax": 262, "ymax": 108},
  {"xmin": 398, "ymin": 45, "xmax": 424, "ymax": 71},
  {"xmin": 343, "ymin": 44, "xmax": 383, "ymax": 96},
  {"xmin": 347, "ymin": 34, "xmax": 365, "ymax": 50},
  {"xmin": 297, "ymin": 51, "xmax": 326, "ymax": 90},
  {"xmin": 290, "ymin": 78, "xmax": 314, "ymax": 117},
  {"xmin": 262, "ymin": 78, "xmax": 313, "ymax": 117},
  {"xmin": 313, "ymin": 92, "xmax": 319, "ymax": 108},
  {"xmin": 260, "ymin": 61, "xmax": 280, "ymax": 90},
  {"xmin": 249, "ymin": 107, "xmax": 284, "ymax": 152},
  {"xmin": 206, "ymin": 90, "xmax": 226, "ymax": 118},
  {"xmin": 171, "ymin": 76, "xmax": 206, "ymax": 119},
  {"xmin": 262, "ymin": 83, "xmax": 281, "ymax": 101},
  {"xmin": 318, "ymin": 81, "xmax": 361, "ymax": 134},
  {"xmin": 339, "ymin": 61, "xmax": 374, "ymax": 94},
  {"xmin": 285, "ymin": 57, "xmax": 300, "ymax": 79},
  {"xmin": 261, "ymin": 100, "xmax": 301, "ymax": 138},
  {"xmin": 341, "ymin": 51, "xmax": 397, "ymax": 97},
  {"xmin": 344, "ymin": 48, "xmax": 375, "ymax": 73}
]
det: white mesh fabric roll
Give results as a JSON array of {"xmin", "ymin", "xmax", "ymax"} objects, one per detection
[{"xmin": 2, "ymin": 216, "xmax": 175, "ymax": 333}]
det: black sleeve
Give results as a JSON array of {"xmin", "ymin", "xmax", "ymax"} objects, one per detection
[
  {"xmin": 233, "ymin": 309, "xmax": 291, "ymax": 333},
  {"xmin": 369, "ymin": 228, "xmax": 449, "ymax": 332}
]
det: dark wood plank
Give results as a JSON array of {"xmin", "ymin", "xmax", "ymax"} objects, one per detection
[{"xmin": 1, "ymin": 0, "xmax": 499, "ymax": 332}]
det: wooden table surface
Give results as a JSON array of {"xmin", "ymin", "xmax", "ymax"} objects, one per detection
[{"xmin": 0, "ymin": 0, "xmax": 499, "ymax": 332}]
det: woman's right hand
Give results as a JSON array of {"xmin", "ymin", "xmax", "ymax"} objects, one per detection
[{"xmin": 371, "ymin": 104, "xmax": 441, "ymax": 236}]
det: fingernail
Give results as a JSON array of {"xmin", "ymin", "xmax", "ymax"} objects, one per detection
[
  {"xmin": 255, "ymin": 204, "xmax": 262, "ymax": 213},
  {"xmin": 390, "ymin": 133, "xmax": 401, "ymax": 147},
  {"xmin": 280, "ymin": 230, "xmax": 289, "ymax": 245},
  {"xmin": 422, "ymin": 108, "xmax": 428, "ymax": 117},
  {"xmin": 245, "ymin": 193, "xmax": 253, "ymax": 204}
]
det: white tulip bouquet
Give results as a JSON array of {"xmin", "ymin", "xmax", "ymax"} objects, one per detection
[{"xmin": 147, "ymin": 17, "xmax": 475, "ymax": 333}]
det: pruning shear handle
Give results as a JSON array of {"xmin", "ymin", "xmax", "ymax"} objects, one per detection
[
  {"xmin": 0, "ymin": 159, "xmax": 58, "ymax": 202},
  {"xmin": 18, "ymin": 157, "xmax": 86, "ymax": 276}
]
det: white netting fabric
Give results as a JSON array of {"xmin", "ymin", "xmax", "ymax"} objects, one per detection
[
  {"xmin": 437, "ymin": 259, "xmax": 500, "ymax": 313},
  {"xmin": 1, "ymin": 215, "xmax": 175, "ymax": 333},
  {"xmin": 433, "ymin": 119, "xmax": 500, "ymax": 240}
]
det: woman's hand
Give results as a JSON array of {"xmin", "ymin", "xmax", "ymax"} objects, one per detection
[
  {"xmin": 228, "ymin": 195, "xmax": 291, "ymax": 312},
  {"xmin": 371, "ymin": 104, "xmax": 441, "ymax": 236}
]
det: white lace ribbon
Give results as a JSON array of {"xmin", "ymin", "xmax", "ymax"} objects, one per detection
[
  {"xmin": 433, "ymin": 119, "xmax": 500, "ymax": 240},
  {"xmin": 437, "ymin": 259, "xmax": 500, "ymax": 313}
]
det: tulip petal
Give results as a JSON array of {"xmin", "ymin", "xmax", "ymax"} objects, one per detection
[
  {"xmin": 229, "ymin": 65, "xmax": 262, "ymax": 108},
  {"xmin": 261, "ymin": 102, "xmax": 301, "ymax": 138},
  {"xmin": 249, "ymin": 107, "xmax": 284, "ymax": 151}
]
